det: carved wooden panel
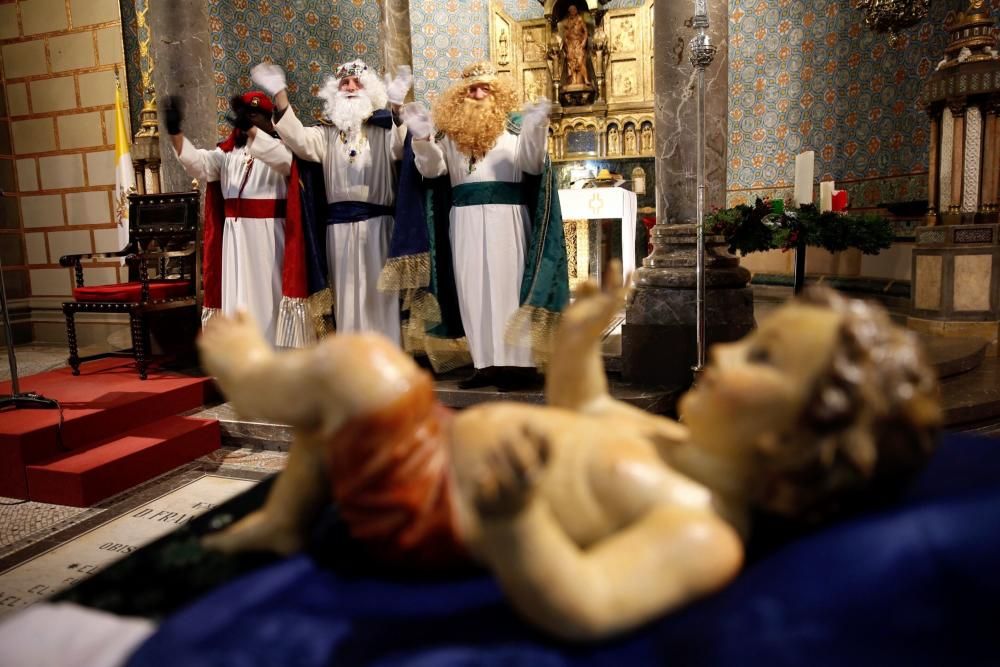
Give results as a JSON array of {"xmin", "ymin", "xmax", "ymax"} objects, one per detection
[
  {"xmin": 610, "ymin": 60, "xmax": 642, "ymax": 101},
  {"xmin": 609, "ymin": 15, "xmax": 638, "ymax": 55},
  {"xmin": 521, "ymin": 25, "xmax": 547, "ymax": 64},
  {"xmin": 493, "ymin": 14, "xmax": 514, "ymax": 67},
  {"xmin": 523, "ymin": 68, "xmax": 550, "ymax": 103}
]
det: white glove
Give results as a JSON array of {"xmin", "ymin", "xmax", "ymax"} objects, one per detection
[
  {"xmin": 521, "ymin": 97, "xmax": 552, "ymax": 130},
  {"xmin": 401, "ymin": 102, "xmax": 433, "ymax": 140},
  {"xmin": 250, "ymin": 63, "xmax": 287, "ymax": 97},
  {"xmin": 384, "ymin": 65, "xmax": 413, "ymax": 106}
]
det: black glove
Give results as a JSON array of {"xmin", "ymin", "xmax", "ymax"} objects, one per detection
[{"xmin": 161, "ymin": 95, "xmax": 184, "ymax": 135}]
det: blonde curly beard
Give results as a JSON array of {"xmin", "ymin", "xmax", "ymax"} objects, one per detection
[{"xmin": 433, "ymin": 80, "xmax": 518, "ymax": 159}]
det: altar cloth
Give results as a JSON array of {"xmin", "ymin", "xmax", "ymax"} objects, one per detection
[{"xmin": 127, "ymin": 432, "xmax": 1000, "ymax": 667}]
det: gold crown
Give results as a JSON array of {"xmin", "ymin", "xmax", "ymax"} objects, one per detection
[
  {"xmin": 336, "ymin": 60, "xmax": 368, "ymax": 79},
  {"xmin": 462, "ymin": 61, "xmax": 498, "ymax": 81}
]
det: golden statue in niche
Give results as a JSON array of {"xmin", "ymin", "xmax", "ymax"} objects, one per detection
[
  {"xmin": 562, "ymin": 5, "xmax": 590, "ymax": 86},
  {"xmin": 641, "ymin": 122, "xmax": 653, "ymax": 152},
  {"xmin": 608, "ymin": 124, "xmax": 620, "ymax": 155},
  {"xmin": 624, "ymin": 124, "xmax": 637, "ymax": 155}
]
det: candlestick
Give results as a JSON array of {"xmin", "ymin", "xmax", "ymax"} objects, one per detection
[
  {"xmin": 794, "ymin": 151, "xmax": 815, "ymax": 205},
  {"xmin": 820, "ymin": 181, "xmax": 835, "ymax": 212},
  {"xmin": 690, "ymin": 0, "xmax": 715, "ymax": 375},
  {"xmin": 694, "ymin": 0, "xmax": 708, "ymax": 22}
]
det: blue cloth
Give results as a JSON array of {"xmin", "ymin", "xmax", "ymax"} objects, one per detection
[
  {"xmin": 128, "ymin": 433, "xmax": 1000, "ymax": 667},
  {"xmin": 327, "ymin": 201, "xmax": 394, "ymax": 224}
]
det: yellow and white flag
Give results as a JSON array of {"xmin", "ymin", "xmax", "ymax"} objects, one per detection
[{"xmin": 113, "ymin": 77, "xmax": 135, "ymax": 250}]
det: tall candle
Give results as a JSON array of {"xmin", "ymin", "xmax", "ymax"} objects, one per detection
[
  {"xmin": 794, "ymin": 151, "xmax": 815, "ymax": 206},
  {"xmin": 820, "ymin": 181, "xmax": 835, "ymax": 212}
]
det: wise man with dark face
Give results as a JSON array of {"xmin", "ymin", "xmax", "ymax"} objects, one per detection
[{"xmin": 163, "ymin": 91, "xmax": 297, "ymax": 346}]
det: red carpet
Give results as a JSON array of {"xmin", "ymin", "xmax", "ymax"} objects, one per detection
[{"xmin": 0, "ymin": 359, "xmax": 220, "ymax": 506}]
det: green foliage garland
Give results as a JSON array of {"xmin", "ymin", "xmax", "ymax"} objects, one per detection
[{"xmin": 705, "ymin": 198, "xmax": 894, "ymax": 256}]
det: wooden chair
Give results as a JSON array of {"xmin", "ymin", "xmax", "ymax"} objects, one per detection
[{"xmin": 60, "ymin": 192, "xmax": 201, "ymax": 380}]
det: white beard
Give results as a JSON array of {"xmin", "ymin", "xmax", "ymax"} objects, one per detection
[{"xmin": 323, "ymin": 90, "xmax": 375, "ymax": 135}]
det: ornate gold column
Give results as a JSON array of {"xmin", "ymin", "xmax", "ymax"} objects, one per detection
[{"xmin": 130, "ymin": 0, "xmax": 161, "ymax": 195}]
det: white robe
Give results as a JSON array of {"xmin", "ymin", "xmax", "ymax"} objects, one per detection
[
  {"xmin": 411, "ymin": 122, "xmax": 547, "ymax": 369},
  {"xmin": 175, "ymin": 132, "xmax": 292, "ymax": 346},
  {"xmin": 275, "ymin": 108, "xmax": 404, "ymax": 345}
]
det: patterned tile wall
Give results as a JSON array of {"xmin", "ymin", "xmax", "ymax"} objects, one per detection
[
  {"xmin": 499, "ymin": 0, "xmax": 544, "ymax": 21},
  {"xmin": 207, "ymin": 0, "xmax": 383, "ymax": 138},
  {"xmin": 725, "ymin": 0, "xmax": 978, "ymax": 208},
  {"xmin": 409, "ymin": 0, "xmax": 489, "ymax": 103},
  {"xmin": 496, "ymin": 1, "xmax": 647, "ymax": 25}
]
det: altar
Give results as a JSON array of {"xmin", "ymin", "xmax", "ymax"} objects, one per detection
[{"xmin": 558, "ymin": 186, "xmax": 638, "ymax": 289}]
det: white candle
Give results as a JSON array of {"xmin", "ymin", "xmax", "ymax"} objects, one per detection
[
  {"xmin": 694, "ymin": 0, "xmax": 708, "ymax": 18},
  {"xmin": 820, "ymin": 181, "xmax": 835, "ymax": 212},
  {"xmin": 794, "ymin": 151, "xmax": 815, "ymax": 206}
]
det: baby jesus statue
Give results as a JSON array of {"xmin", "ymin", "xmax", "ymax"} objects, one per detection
[{"xmin": 198, "ymin": 269, "xmax": 940, "ymax": 640}]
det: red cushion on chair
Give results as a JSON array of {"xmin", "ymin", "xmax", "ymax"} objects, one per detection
[{"xmin": 72, "ymin": 280, "xmax": 192, "ymax": 303}]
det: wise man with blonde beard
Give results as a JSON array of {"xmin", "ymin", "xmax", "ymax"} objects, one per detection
[
  {"xmin": 249, "ymin": 59, "xmax": 412, "ymax": 344},
  {"xmin": 396, "ymin": 62, "xmax": 568, "ymax": 390}
]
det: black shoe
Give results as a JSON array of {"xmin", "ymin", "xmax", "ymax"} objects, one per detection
[
  {"xmin": 458, "ymin": 368, "xmax": 496, "ymax": 389},
  {"xmin": 494, "ymin": 367, "xmax": 543, "ymax": 392}
]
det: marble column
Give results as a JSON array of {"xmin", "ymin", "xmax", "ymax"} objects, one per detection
[
  {"xmin": 147, "ymin": 0, "xmax": 217, "ymax": 193},
  {"xmin": 621, "ymin": 0, "xmax": 753, "ymax": 388},
  {"xmin": 382, "ymin": 0, "xmax": 413, "ymax": 94}
]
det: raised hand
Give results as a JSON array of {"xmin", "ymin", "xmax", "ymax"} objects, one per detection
[
  {"xmin": 400, "ymin": 101, "xmax": 433, "ymax": 140},
  {"xmin": 160, "ymin": 95, "xmax": 184, "ymax": 136},
  {"xmin": 385, "ymin": 65, "xmax": 413, "ymax": 106},
  {"xmin": 521, "ymin": 97, "xmax": 552, "ymax": 129},
  {"xmin": 250, "ymin": 62, "xmax": 287, "ymax": 97},
  {"xmin": 559, "ymin": 259, "xmax": 630, "ymax": 343}
]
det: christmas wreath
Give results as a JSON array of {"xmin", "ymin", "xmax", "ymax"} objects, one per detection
[{"xmin": 705, "ymin": 198, "xmax": 894, "ymax": 256}]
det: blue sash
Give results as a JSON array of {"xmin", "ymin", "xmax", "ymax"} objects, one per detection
[{"xmin": 326, "ymin": 201, "xmax": 394, "ymax": 224}]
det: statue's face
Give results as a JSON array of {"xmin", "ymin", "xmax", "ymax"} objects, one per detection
[
  {"xmin": 568, "ymin": 5, "xmax": 578, "ymax": 16},
  {"xmin": 678, "ymin": 302, "xmax": 843, "ymax": 457}
]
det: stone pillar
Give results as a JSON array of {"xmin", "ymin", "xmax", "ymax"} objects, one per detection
[
  {"xmin": 382, "ymin": 0, "xmax": 413, "ymax": 89},
  {"xmin": 147, "ymin": 0, "xmax": 217, "ymax": 193},
  {"xmin": 621, "ymin": 0, "xmax": 753, "ymax": 388}
]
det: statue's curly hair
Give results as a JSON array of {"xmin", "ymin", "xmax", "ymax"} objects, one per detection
[{"xmin": 750, "ymin": 287, "xmax": 942, "ymax": 525}]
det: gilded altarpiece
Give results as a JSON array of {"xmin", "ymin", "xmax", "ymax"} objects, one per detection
[
  {"xmin": 490, "ymin": 1, "xmax": 655, "ymax": 290},
  {"xmin": 489, "ymin": 0, "xmax": 655, "ymax": 163}
]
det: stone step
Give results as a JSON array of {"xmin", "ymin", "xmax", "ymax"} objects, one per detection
[
  {"xmin": 920, "ymin": 335, "xmax": 987, "ymax": 378},
  {"xmin": 940, "ymin": 357, "xmax": 1000, "ymax": 429}
]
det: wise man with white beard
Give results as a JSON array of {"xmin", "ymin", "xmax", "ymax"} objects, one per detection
[
  {"xmin": 394, "ymin": 62, "xmax": 568, "ymax": 390},
  {"xmin": 250, "ymin": 59, "xmax": 412, "ymax": 344}
]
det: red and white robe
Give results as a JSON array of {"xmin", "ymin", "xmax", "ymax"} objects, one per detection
[{"xmin": 175, "ymin": 131, "xmax": 311, "ymax": 347}]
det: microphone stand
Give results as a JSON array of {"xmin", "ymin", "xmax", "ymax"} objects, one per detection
[{"xmin": 0, "ymin": 252, "xmax": 59, "ymax": 411}]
